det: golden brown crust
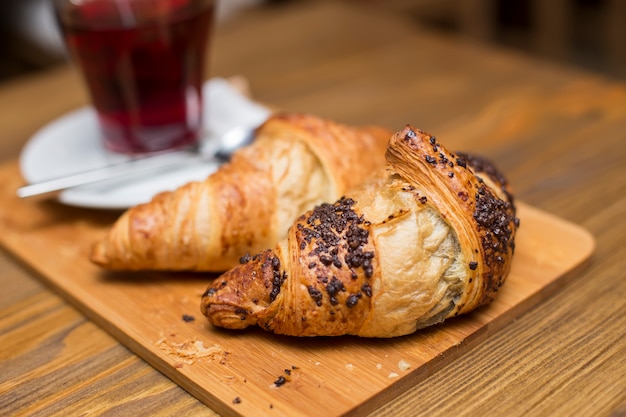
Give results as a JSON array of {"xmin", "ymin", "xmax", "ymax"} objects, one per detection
[
  {"xmin": 262, "ymin": 197, "xmax": 375, "ymax": 336},
  {"xmin": 256, "ymin": 113, "xmax": 392, "ymax": 196},
  {"xmin": 385, "ymin": 126, "xmax": 518, "ymax": 311},
  {"xmin": 201, "ymin": 125, "xmax": 518, "ymax": 337},
  {"xmin": 90, "ymin": 112, "xmax": 392, "ymax": 272},
  {"xmin": 200, "ymin": 250, "xmax": 278, "ymax": 329},
  {"xmin": 200, "ymin": 197, "xmax": 377, "ymax": 336}
]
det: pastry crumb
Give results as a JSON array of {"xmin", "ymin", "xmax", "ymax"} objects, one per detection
[
  {"xmin": 376, "ymin": 363, "xmax": 382, "ymax": 370},
  {"xmin": 398, "ymin": 359, "xmax": 411, "ymax": 371},
  {"xmin": 156, "ymin": 336, "xmax": 226, "ymax": 365},
  {"xmin": 221, "ymin": 375, "xmax": 237, "ymax": 385},
  {"xmin": 345, "ymin": 363, "xmax": 355, "ymax": 371},
  {"xmin": 388, "ymin": 372, "xmax": 399, "ymax": 378}
]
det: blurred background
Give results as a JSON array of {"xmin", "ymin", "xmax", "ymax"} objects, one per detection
[{"xmin": 1, "ymin": 0, "xmax": 625, "ymax": 83}]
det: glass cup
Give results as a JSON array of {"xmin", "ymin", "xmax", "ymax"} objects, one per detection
[{"xmin": 54, "ymin": 0, "xmax": 215, "ymax": 155}]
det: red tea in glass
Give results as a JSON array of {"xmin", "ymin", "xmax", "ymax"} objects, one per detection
[{"xmin": 55, "ymin": 0, "xmax": 214, "ymax": 154}]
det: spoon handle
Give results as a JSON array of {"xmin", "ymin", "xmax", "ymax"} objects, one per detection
[{"xmin": 17, "ymin": 149, "xmax": 204, "ymax": 200}]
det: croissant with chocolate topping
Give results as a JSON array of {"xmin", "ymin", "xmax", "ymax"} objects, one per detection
[
  {"xmin": 201, "ymin": 125, "xmax": 519, "ymax": 337},
  {"xmin": 90, "ymin": 113, "xmax": 391, "ymax": 272}
]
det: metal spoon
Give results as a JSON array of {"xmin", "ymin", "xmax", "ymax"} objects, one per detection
[{"xmin": 16, "ymin": 125, "xmax": 256, "ymax": 200}]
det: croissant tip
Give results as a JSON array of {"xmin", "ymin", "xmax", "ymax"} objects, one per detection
[{"xmin": 201, "ymin": 299, "xmax": 257, "ymax": 329}]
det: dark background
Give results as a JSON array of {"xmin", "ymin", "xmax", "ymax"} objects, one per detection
[{"xmin": 1, "ymin": 0, "xmax": 625, "ymax": 83}]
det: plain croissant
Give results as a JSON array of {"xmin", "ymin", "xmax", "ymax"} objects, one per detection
[
  {"xmin": 201, "ymin": 125, "xmax": 519, "ymax": 337},
  {"xmin": 90, "ymin": 113, "xmax": 392, "ymax": 271}
]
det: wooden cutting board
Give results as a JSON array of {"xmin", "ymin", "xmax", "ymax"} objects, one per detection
[{"xmin": 0, "ymin": 160, "xmax": 595, "ymax": 417}]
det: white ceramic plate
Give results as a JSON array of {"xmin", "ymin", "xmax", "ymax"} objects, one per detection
[{"xmin": 19, "ymin": 78, "xmax": 270, "ymax": 210}]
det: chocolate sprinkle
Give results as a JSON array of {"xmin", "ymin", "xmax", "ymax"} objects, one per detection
[
  {"xmin": 239, "ymin": 253, "xmax": 251, "ymax": 264},
  {"xmin": 326, "ymin": 277, "xmax": 346, "ymax": 305},
  {"xmin": 307, "ymin": 285, "xmax": 323, "ymax": 306},
  {"xmin": 297, "ymin": 197, "xmax": 376, "ymax": 306},
  {"xmin": 458, "ymin": 151, "xmax": 516, "ymax": 208},
  {"xmin": 361, "ymin": 283, "xmax": 372, "ymax": 297},
  {"xmin": 346, "ymin": 293, "xmax": 362, "ymax": 308},
  {"xmin": 274, "ymin": 376, "xmax": 287, "ymax": 387},
  {"xmin": 269, "ymin": 256, "xmax": 285, "ymax": 302},
  {"xmin": 472, "ymin": 183, "xmax": 516, "ymax": 297}
]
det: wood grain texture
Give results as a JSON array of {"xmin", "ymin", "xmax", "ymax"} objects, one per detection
[
  {"xmin": 0, "ymin": 160, "xmax": 593, "ymax": 417},
  {"xmin": 1, "ymin": 2, "xmax": 625, "ymax": 416}
]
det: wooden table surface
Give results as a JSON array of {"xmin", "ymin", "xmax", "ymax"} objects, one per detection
[{"xmin": 1, "ymin": 2, "xmax": 624, "ymax": 416}]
